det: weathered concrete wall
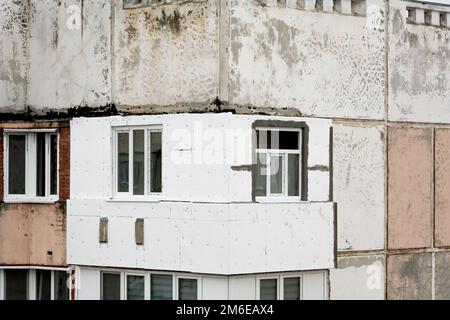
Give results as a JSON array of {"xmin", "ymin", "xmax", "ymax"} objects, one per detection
[
  {"xmin": 388, "ymin": 127, "xmax": 432, "ymax": 249},
  {"xmin": 0, "ymin": 0, "xmax": 28, "ymax": 112},
  {"xmin": 227, "ymin": 0, "xmax": 385, "ymax": 119},
  {"xmin": 435, "ymin": 252, "xmax": 450, "ymax": 300},
  {"xmin": 27, "ymin": 0, "xmax": 111, "ymax": 111},
  {"xmin": 388, "ymin": 0, "xmax": 450, "ymax": 123},
  {"xmin": 330, "ymin": 255, "xmax": 385, "ymax": 300},
  {"xmin": 435, "ymin": 129, "xmax": 450, "ymax": 247},
  {"xmin": 333, "ymin": 123, "xmax": 385, "ymax": 251},
  {"xmin": 114, "ymin": 0, "xmax": 218, "ymax": 109},
  {"xmin": 0, "ymin": 203, "xmax": 66, "ymax": 266},
  {"xmin": 387, "ymin": 253, "xmax": 432, "ymax": 300}
]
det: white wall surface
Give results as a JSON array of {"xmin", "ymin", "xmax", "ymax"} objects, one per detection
[
  {"xmin": 68, "ymin": 200, "xmax": 335, "ymax": 274},
  {"xmin": 228, "ymin": 276, "xmax": 256, "ymax": 300},
  {"xmin": 76, "ymin": 267, "xmax": 101, "ymax": 300},
  {"xmin": 202, "ymin": 277, "xmax": 228, "ymax": 300},
  {"xmin": 330, "ymin": 255, "xmax": 385, "ymax": 300},
  {"xmin": 333, "ymin": 124, "xmax": 385, "ymax": 251},
  {"xmin": 70, "ymin": 113, "xmax": 331, "ymax": 202},
  {"xmin": 69, "ymin": 114, "xmax": 334, "ymax": 275},
  {"xmin": 303, "ymin": 272, "xmax": 327, "ymax": 300}
]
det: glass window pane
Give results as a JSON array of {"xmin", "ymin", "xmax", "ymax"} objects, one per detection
[
  {"xmin": 288, "ymin": 154, "xmax": 300, "ymax": 197},
  {"xmin": 54, "ymin": 271, "xmax": 69, "ymax": 300},
  {"xmin": 36, "ymin": 133, "xmax": 46, "ymax": 197},
  {"xmin": 151, "ymin": 274, "xmax": 173, "ymax": 300},
  {"xmin": 5, "ymin": 269, "xmax": 28, "ymax": 300},
  {"xmin": 50, "ymin": 134, "xmax": 58, "ymax": 195},
  {"xmin": 133, "ymin": 130, "xmax": 145, "ymax": 195},
  {"xmin": 279, "ymin": 131, "xmax": 299, "ymax": 150},
  {"xmin": 270, "ymin": 155, "xmax": 284, "ymax": 195},
  {"xmin": 36, "ymin": 270, "xmax": 51, "ymax": 300},
  {"xmin": 283, "ymin": 277, "xmax": 300, "ymax": 300},
  {"xmin": 260, "ymin": 279, "xmax": 278, "ymax": 300},
  {"xmin": 117, "ymin": 132, "xmax": 129, "ymax": 193},
  {"xmin": 102, "ymin": 273, "xmax": 121, "ymax": 300},
  {"xmin": 150, "ymin": 131, "xmax": 162, "ymax": 193},
  {"xmin": 257, "ymin": 130, "xmax": 300, "ymax": 150},
  {"xmin": 178, "ymin": 278, "xmax": 197, "ymax": 300},
  {"xmin": 8, "ymin": 135, "xmax": 26, "ymax": 195},
  {"xmin": 257, "ymin": 130, "xmax": 270, "ymax": 149},
  {"xmin": 127, "ymin": 275, "xmax": 145, "ymax": 300},
  {"xmin": 255, "ymin": 153, "xmax": 267, "ymax": 197}
]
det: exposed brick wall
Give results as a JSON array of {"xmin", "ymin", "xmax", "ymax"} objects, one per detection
[{"xmin": 59, "ymin": 127, "xmax": 70, "ymax": 200}]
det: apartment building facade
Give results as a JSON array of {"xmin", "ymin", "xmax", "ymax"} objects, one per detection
[{"xmin": 0, "ymin": 0, "xmax": 450, "ymax": 300}]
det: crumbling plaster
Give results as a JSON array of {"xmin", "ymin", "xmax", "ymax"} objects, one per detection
[
  {"xmin": 389, "ymin": 0, "xmax": 450, "ymax": 123},
  {"xmin": 227, "ymin": 0, "xmax": 386, "ymax": 119},
  {"xmin": 0, "ymin": 0, "xmax": 28, "ymax": 112}
]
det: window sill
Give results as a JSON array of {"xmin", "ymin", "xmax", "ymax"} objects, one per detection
[
  {"xmin": 255, "ymin": 197, "xmax": 305, "ymax": 204},
  {"xmin": 3, "ymin": 197, "xmax": 59, "ymax": 204}
]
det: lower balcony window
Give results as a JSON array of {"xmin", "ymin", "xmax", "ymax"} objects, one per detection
[
  {"xmin": 4, "ymin": 270, "xmax": 28, "ymax": 300},
  {"xmin": 1, "ymin": 269, "xmax": 69, "ymax": 300},
  {"xmin": 257, "ymin": 275, "xmax": 305, "ymax": 300},
  {"xmin": 101, "ymin": 272, "xmax": 121, "ymax": 300}
]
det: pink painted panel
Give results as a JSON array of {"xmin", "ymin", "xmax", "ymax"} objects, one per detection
[
  {"xmin": 435, "ymin": 129, "xmax": 450, "ymax": 247},
  {"xmin": 388, "ymin": 127, "xmax": 432, "ymax": 249}
]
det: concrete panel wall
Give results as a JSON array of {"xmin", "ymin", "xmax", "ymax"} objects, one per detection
[
  {"xmin": 0, "ymin": 0, "xmax": 28, "ymax": 112},
  {"xmin": 67, "ymin": 200, "xmax": 335, "ymax": 274},
  {"xmin": 388, "ymin": 0, "xmax": 450, "ymax": 123},
  {"xmin": 27, "ymin": 0, "xmax": 111, "ymax": 111},
  {"xmin": 435, "ymin": 129, "xmax": 450, "ymax": 247},
  {"xmin": 227, "ymin": 0, "xmax": 385, "ymax": 119},
  {"xmin": 330, "ymin": 255, "xmax": 385, "ymax": 300},
  {"xmin": 387, "ymin": 253, "xmax": 432, "ymax": 300},
  {"xmin": 0, "ymin": 204, "xmax": 66, "ymax": 266},
  {"xmin": 114, "ymin": 0, "xmax": 218, "ymax": 109},
  {"xmin": 435, "ymin": 252, "xmax": 450, "ymax": 300},
  {"xmin": 333, "ymin": 124, "xmax": 385, "ymax": 251},
  {"xmin": 388, "ymin": 127, "xmax": 432, "ymax": 249}
]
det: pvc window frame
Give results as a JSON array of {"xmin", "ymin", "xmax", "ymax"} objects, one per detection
[
  {"xmin": 124, "ymin": 271, "xmax": 149, "ymax": 300},
  {"xmin": 99, "ymin": 269, "xmax": 199, "ymax": 300},
  {"xmin": 256, "ymin": 275, "xmax": 280, "ymax": 300},
  {"xmin": 112, "ymin": 126, "xmax": 162, "ymax": 201},
  {"xmin": 255, "ymin": 127, "xmax": 303, "ymax": 203},
  {"xmin": 3, "ymin": 129, "xmax": 59, "ymax": 203},
  {"xmin": 176, "ymin": 275, "xmax": 201, "ymax": 301},
  {"xmin": 1, "ymin": 269, "xmax": 68, "ymax": 301},
  {"xmin": 257, "ymin": 273, "xmax": 305, "ymax": 300}
]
